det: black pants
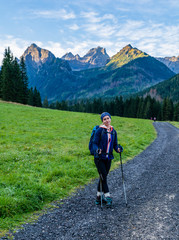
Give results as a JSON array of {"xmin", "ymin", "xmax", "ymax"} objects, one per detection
[{"xmin": 94, "ymin": 158, "xmax": 112, "ymax": 194}]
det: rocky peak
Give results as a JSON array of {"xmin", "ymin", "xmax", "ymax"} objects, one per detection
[
  {"xmin": 62, "ymin": 52, "xmax": 75, "ymax": 60},
  {"xmin": 75, "ymin": 54, "xmax": 81, "ymax": 60},
  {"xmin": 84, "ymin": 46, "xmax": 109, "ymax": 58},
  {"xmin": 22, "ymin": 43, "xmax": 55, "ymax": 66},
  {"xmin": 83, "ymin": 46, "xmax": 110, "ymax": 66}
]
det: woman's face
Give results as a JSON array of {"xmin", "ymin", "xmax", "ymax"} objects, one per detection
[{"xmin": 102, "ymin": 116, "xmax": 111, "ymax": 127}]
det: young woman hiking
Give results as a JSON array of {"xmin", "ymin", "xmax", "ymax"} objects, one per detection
[{"xmin": 93, "ymin": 112, "xmax": 123, "ymax": 207}]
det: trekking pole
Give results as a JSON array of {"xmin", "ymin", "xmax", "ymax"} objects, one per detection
[
  {"xmin": 97, "ymin": 149, "xmax": 103, "ymax": 209},
  {"xmin": 120, "ymin": 152, "xmax": 128, "ymax": 207},
  {"xmin": 99, "ymin": 173, "xmax": 103, "ymax": 209}
]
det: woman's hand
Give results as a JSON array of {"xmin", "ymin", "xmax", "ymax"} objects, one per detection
[
  {"xmin": 118, "ymin": 145, "xmax": 123, "ymax": 153},
  {"xmin": 117, "ymin": 148, "xmax": 121, "ymax": 153},
  {"xmin": 98, "ymin": 149, "xmax": 102, "ymax": 154}
]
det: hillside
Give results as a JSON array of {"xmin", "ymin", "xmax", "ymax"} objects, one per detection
[
  {"xmin": 137, "ymin": 74, "xmax": 179, "ymax": 102},
  {"xmin": 73, "ymin": 56, "xmax": 175, "ymax": 100}
]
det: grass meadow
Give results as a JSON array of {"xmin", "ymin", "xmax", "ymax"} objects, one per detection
[
  {"xmin": 170, "ymin": 121, "xmax": 179, "ymax": 128},
  {"xmin": 0, "ymin": 101, "xmax": 158, "ymax": 234}
]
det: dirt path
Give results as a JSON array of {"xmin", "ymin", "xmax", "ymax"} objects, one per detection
[{"xmin": 2, "ymin": 122, "xmax": 179, "ymax": 240}]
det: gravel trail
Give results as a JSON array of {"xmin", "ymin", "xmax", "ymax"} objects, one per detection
[{"xmin": 2, "ymin": 122, "xmax": 179, "ymax": 240}]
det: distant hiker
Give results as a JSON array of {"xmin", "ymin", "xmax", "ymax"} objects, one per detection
[
  {"xmin": 93, "ymin": 112, "xmax": 123, "ymax": 207},
  {"xmin": 154, "ymin": 117, "xmax": 156, "ymax": 122}
]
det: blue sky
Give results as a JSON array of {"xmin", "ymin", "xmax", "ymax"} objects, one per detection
[{"xmin": 0, "ymin": 0, "xmax": 179, "ymax": 64}]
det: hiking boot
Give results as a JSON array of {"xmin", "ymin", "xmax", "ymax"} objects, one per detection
[
  {"xmin": 105, "ymin": 197, "xmax": 112, "ymax": 207},
  {"xmin": 95, "ymin": 196, "xmax": 107, "ymax": 205},
  {"xmin": 95, "ymin": 196, "xmax": 101, "ymax": 205}
]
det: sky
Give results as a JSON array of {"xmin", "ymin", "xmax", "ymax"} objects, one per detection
[{"xmin": 0, "ymin": 0, "xmax": 179, "ymax": 65}]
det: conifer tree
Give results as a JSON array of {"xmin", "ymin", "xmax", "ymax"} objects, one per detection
[
  {"xmin": 1, "ymin": 47, "xmax": 14, "ymax": 101},
  {"xmin": 173, "ymin": 103, "xmax": 179, "ymax": 121},
  {"xmin": 85, "ymin": 99, "xmax": 92, "ymax": 113},
  {"xmin": 97, "ymin": 98, "xmax": 104, "ymax": 114},
  {"xmin": 114, "ymin": 96, "xmax": 124, "ymax": 116},
  {"xmin": 92, "ymin": 98, "xmax": 99, "ymax": 113},
  {"xmin": 20, "ymin": 56, "xmax": 29, "ymax": 104},
  {"xmin": 1, "ymin": 47, "xmax": 42, "ymax": 106},
  {"xmin": 143, "ymin": 96, "xmax": 152, "ymax": 119},
  {"xmin": 12, "ymin": 57, "xmax": 23, "ymax": 103},
  {"xmin": 103, "ymin": 100, "xmax": 110, "ymax": 113},
  {"xmin": 0, "ymin": 70, "xmax": 2, "ymax": 98},
  {"xmin": 61, "ymin": 100, "xmax": 68, "ymax": 110},
  {"xmin": 137, "ymin": 97, "xmax": 144, "ymax": 118},
  {"xmin": 118, "ymin": 96, "xmax": 124, "ymax": 116},
  {"xmin": 33, "ymin": 87, "xmax": 42, "ymax": 107},
  {"xmin": 162, "ymin": 97, "xmax": 173, "ymax": 121},
  {"xmin": 56, "ymin": 101, "xmax": 61, "ymax": 110},
  {"xmin": 28, "ymin": 87, "xmax": 34, "ymax": 106},
  {"xmin": 123, "ymin": 98, "xmax": 131, "ymax": 117},
  {"xmin": 43, "ymin": 96, "xmax": 49, "ymax": 108}
]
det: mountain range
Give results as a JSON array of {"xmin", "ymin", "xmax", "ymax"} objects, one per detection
[
  {"xmin": 156, "ymin": 56, "xmax": 179, "ymax": 74},
  {"xmin": 22, "ymin": 43, "xmax": 177, "ymax": 102},
  {"xmin": 61, "ymin": 46, "xmax": 110, "ymax": 71}
]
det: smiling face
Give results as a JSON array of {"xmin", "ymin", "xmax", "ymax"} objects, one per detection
[{"xmin": 102, "ymin": 115, "xmax": 111, "ymax": 127}]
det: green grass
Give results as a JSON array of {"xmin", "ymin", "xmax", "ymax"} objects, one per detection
[
  {"xmin": 169, "ymin": 121, "xmax": 179, "ymax": 128},
  {"xmin": 0, "ymin": 101, "xmax": 156, "ymax": 234}
]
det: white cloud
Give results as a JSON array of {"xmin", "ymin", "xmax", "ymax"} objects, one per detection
[
  {"xmin": 30, "ymin": 9, "xmax": 76, "ymax": 20},
  {"xmin": 83, "ymin": 22, "xmax": 116, "ymax": 38},
  {"xmin": 81, "ymin": 11, "xmax": 101, "ymax": 23},
  {"xmin": 113, "ymin": 19, "xmax": 179, "ymax": 57},
  {"xmin": 79, "ymin": 11, "xmax": 117, "ymax": 38},
  {"xmin": 42, "ymin": 42, "xmax": 67, "ymax": 58},
  {"xmin": 101, "ymin": 14, "xmax": 117, "ymax": 23},
  {"xmin": 69, "ymin": 24, "xmax": 80, "ymax": 31},
  {"xmin": 81, "ymin": 11, "xmax": 117, "ymax": 24}
]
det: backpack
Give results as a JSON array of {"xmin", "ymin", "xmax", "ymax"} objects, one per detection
[{"xmin": 89, "ymin": 125, "xmax": 100, "ymax": 155}]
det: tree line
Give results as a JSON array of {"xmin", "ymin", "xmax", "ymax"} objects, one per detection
[
  {"xmin": 44, "ymin": 96, "xmax": 179, "ymax": 121},
  {"xmin": 0, "ymin": 47, "xmax": 42, "ymax": 107}
]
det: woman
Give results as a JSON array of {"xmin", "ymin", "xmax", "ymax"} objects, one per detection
[{"xmin": 93, "ymin": 112, "xmax": 123, "ymax": 207}]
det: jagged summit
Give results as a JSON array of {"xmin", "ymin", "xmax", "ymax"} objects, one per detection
[
  {"xmin": 22, "ymin": 43, "xmax": 55, "ymax": 65},
  {"xmin": 62, "ymin": 46, "xmax": 110, "ymax": 70},
  {"xmin": 62, "ymin": 52, "xmax": 75, "ymax": 60},
  {"xmin": 84, "ymin": 46, "xmax": 108, "ymax": 56}
]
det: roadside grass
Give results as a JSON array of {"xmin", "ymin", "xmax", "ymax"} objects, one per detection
[
  {"xmin": 0, "ymin": 101, "xmax": 156, "ymax": 234},
  {"xmin": 169, "ymin": 121, "xmax": 179, "ymax": 128}
]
